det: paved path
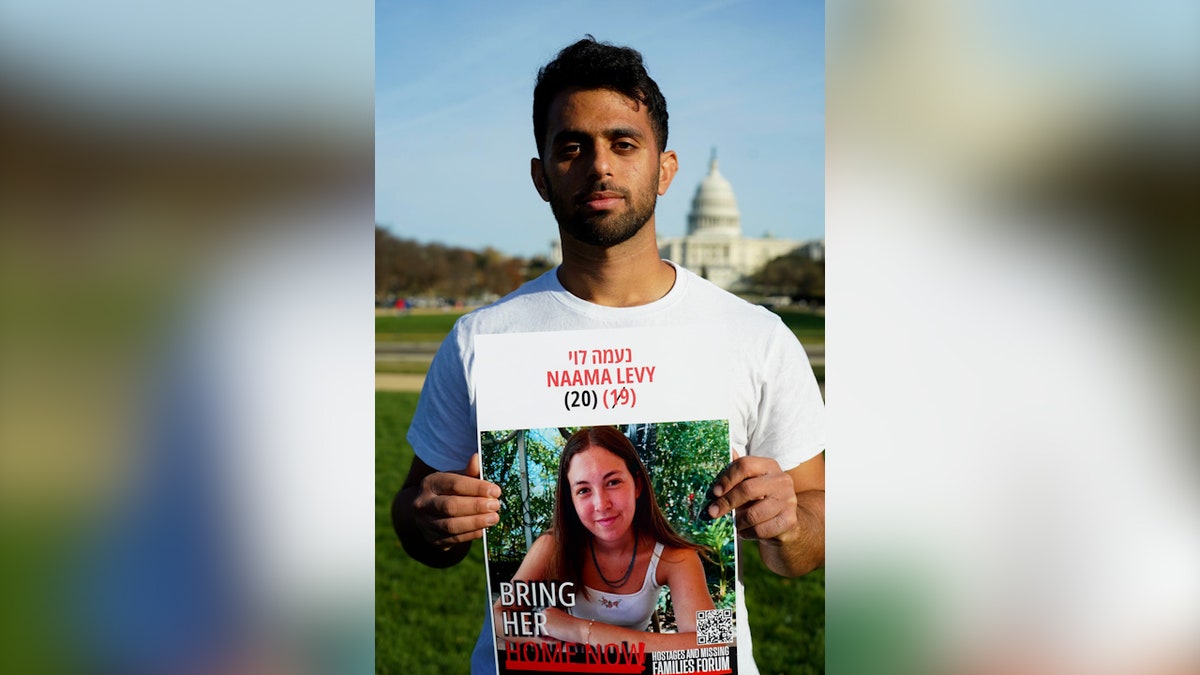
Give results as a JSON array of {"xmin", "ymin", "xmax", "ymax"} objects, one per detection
[
  {"xmin": 375, "ymin": 342, "xmax": 435, "ymax": 392},
  {"xmin": 376, "ymin": 373, "xmax": 426, "ymax": 392}
]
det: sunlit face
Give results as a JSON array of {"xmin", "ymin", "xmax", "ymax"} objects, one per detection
[
  {"xmin": 567, "ymin": 445, "xmax": 642, "ymax": 543},
  {"xmin": 532, "ymin": 87, "xmax": 675, "ymax": 247}
]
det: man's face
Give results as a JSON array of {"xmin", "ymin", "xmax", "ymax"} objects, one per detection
[{"xmin": 532, "ymin": 88, "xmax": 676, "ymax": 247}]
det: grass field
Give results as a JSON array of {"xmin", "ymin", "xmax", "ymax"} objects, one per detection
[
  {"xmin": 375, "ymin": 312, "xmax": 462, "ymax": 342},
  {"xmin": 376, "ymin": 391, "xmax": 825, "ymax": 674},
  {"xmin": 376, "ymin": 392, "xmax": 488, "ymax": 674},
  {"xmin": 773, "ymin": 310, "xmax": 825, "ymax": 346}
]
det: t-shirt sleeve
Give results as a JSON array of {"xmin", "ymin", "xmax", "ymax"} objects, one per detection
[
  {"xmin": 405, "ymin": 324, "xmax": 477, "ymax": 472},
  {"xmin": 749, "ymin": 321, "xmax": 826, "ymax": 470}
]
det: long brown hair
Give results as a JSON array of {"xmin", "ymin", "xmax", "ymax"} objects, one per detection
[{"xmin": 548, "ymin": 426, "xmax": 706, "ymax": 596}]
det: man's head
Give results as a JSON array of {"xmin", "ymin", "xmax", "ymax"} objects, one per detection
[
  {"xmin": 531, "ymin": 38, "xmax": 677, "ymax": 249},
  {"xmin": 533, "ymin": 36, "xmax": 669, "ymax": 158}
]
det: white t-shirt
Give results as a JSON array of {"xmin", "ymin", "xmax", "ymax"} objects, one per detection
[{"xmin": 406, "ymin": 262, "xmax": 825, "ymax": 675}]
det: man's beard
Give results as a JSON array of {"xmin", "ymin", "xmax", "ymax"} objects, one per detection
[{"xmin": 547, "ymin": 180, "xmax": 658, "ymax": 248}]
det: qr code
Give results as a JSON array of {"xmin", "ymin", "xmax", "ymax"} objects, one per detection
[{"xmin": 696, "ymin": 608, "xmax": 734, "ymax": 645}]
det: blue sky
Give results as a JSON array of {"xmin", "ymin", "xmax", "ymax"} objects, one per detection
[{"xmin": 376, "ymin": 0, "xmax": 824, "ymax": 259}]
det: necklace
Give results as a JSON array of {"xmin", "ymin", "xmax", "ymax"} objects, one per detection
[{"xmin": 590, "ymin": 536, "xmax": 638, "ymax": 588}]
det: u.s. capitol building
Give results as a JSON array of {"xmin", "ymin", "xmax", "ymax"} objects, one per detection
[{"xmin": 658, "ymin": 151, "xmax": 822, "ymax": 290}]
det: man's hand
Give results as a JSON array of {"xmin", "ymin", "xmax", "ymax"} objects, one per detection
[
  {"xmin": 393, "ymin": 454, "xmax": 501, "ymax": 568},
  {"xmin": 705, "ymin": 454, "xmax": 799, "ymax": 540},
  {"xmin": 411, "ymin": 453, "xmax": 502, "ymax": 547},
  {"xmin": 704, "ymin": 451, "xmax": 824, "ymax": 577}
]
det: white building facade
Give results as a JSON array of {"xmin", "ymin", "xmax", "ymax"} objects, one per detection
[{"xmin": 657, "ymin": 152, "xmax": 820, "ymax": 290}]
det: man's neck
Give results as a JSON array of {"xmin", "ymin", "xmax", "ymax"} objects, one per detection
[{"xmin": 556, "ymin": 223, "xmax": 676, "ymax": 307}]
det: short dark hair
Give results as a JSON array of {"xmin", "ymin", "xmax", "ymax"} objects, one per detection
[{"xmin": 532, "ymin": 36, "xmax": 669, "ymax": 157}]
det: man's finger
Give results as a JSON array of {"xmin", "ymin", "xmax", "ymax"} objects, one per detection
[
  {"xmin": 424, "ymin": 471, "xmax": 501, "ymax": 499},
  {"xmin": 733, "ymin": 496, "xmax": 797, "ymax": 540},
  {"xmin": 705, "ymin": 459, "xmax": 778, "ymax": 518},
  {"xmin": 430, "ymin": 513, "xmax": 500, "ymax": 543},
  {"xmin": 431, "ymin": 494, "xmax": 502, "ymax": 519},
  {"xmin": 707, "ymin": 456, "xmax": 774, "ymax": 501},
  {"xmin": 704, "ymin": 478, "xmax": 759, "ymax": 521},
  {"xmin": 463, "ymin": 452, "xmax": 482, "ymax": 479},
  {"xmin": 430, "ymin": 526, "xmax": 488, "ymax": 547},
  {"xmin": 723, "ymin": 473, "xmax": 781, "ymax": 508}
]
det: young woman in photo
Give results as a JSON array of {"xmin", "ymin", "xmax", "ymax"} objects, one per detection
[{"xmin": 495, "ymin": 426, "xmax": 716, "ymax": 649}]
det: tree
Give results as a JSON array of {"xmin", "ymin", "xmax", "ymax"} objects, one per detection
[
  {"xmin": 748, "ymin": 250, "xmax": 825, "ymax": 303},
  {"xmin": 375, "ymin": 225, "xmax": 539, "ymax": 301}
]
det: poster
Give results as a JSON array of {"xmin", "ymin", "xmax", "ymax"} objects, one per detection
[{"xmin": 476, "ymin": 328, "xmax": 738, "ymax": 675}]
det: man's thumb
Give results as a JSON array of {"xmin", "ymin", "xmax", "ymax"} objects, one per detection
[{"xmin": 464, "ymin": 452, "xmax": 482, "ymax": 478}]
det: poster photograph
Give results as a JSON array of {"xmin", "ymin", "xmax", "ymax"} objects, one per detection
[
  {"xmin": 481, "ymin": 421, "xmax": 737, "ymax": 674},
  {"xmin": 475, "ymin": 327, "xmax": 739, "ymax": 674}
]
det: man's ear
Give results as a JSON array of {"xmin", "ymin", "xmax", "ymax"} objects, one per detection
[
  {"xmin": 657, "ymin": 150, "xmax": 679, "ymax": 196},
  {"xmin": 531, "ymin": 157, "xmax": 550, "ymax": 202}
]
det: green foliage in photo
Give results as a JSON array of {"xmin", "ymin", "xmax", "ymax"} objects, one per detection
[{"xmin": 478, "ymin": 421, "xmax": 737, "ymax": 627}]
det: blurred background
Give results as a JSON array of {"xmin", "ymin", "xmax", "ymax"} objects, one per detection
[
  {"xmin": 827, "ymin": 0, "xmax": 1200, "ymax": 674},
  {"xmin": 2, "ymin": 0, "xmax": 1198, "ymax": 674},
  {"xmin": 1, "ymin": 1, "xmax": 373, "ymax": 673}
]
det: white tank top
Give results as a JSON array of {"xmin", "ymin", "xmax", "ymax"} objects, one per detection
[{"xmin": 569, "ymin": 542, "xmax": 665, "ymax": 631}]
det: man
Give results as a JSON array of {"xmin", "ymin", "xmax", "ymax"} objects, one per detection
[{"xmin": 392, "ymin": 37, "xmax": 825, "ymax": 674}]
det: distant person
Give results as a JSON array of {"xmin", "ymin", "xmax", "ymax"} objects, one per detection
[
  {"xmin": 393, "ymin": 36, "xmax": 825, "ymax": 675},
  {"xmin": 494, "ymin": 427, "xmax": 715, "ymax": 649}
]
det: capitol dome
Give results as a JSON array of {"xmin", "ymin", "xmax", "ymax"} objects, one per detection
[
  {"xmin": 658, "ymin": 151, "xmax": 816, "ymax": 290},
  {"xmin": 687, "ymin": 150, "xmax": 742, "ymax": 238}
]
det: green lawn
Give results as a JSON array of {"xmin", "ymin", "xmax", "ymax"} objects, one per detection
[
  {"xmin": 375, "ymin": 313, "xmax": 462, "ymax": 342},
  {"xmin": 773, "ymin": 309, "xmax": 825, "ymax": 346},
  {"xmin": 376, "ymin": 392, "xmax": 489, "ymax": 674},
  {"xmin": 376, "ymin": 391, "xmax": 825, "ymax": 674}
]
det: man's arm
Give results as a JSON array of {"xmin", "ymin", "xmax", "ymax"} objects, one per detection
[
  {"xmin": 705, "ymin": 452, "xmax": 824, "ymax": 577},
  {"xmin": 391, "ymin": 453, "xmax": 502, "ymax": 569},
  {"xmin": 758, "ymin": 454, "xmax": 824, "ymax": 576}
]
